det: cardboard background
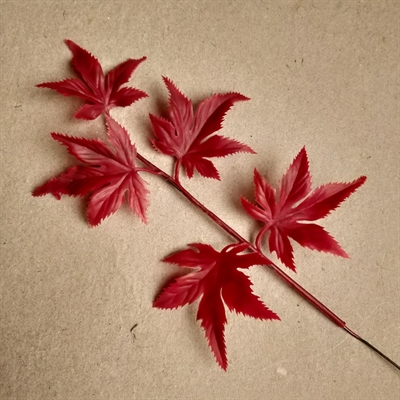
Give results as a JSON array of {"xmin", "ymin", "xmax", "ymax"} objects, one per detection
[{"xmin": 1, "ymin": 1, "xmax": 399, "ymax": 399}]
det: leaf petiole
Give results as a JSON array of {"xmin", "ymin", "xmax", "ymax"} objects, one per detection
[
  {"xmin": 255, "ymin": 224, "xmax": 272, "ymax": 251},
  {"xmin": 173, "ymin": 159, "xmax": 182, "ymax": 183}
]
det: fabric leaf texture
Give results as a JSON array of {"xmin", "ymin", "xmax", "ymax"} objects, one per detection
[
  {"xmin": 37, "ymin": 40, "xmax": 147, "ymax": 119},
  {"xmin": 32, "ymin": 116, "xmax": 150, "ymax": 226},
  {"xmin": 150, "ymin": 77, "xmax": 255, "ymax": 179},
  {"xmin": 241, "ymin": 147, "xmax": 367, "ymax": 271},
  {"xmin": 154, "ymin": 243, "xmax": 279, "ymax": 370}
]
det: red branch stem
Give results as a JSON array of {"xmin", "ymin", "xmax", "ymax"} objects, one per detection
[{"xmin": 136, "ymin": 153, "xmax": 346, "ymax": 328}]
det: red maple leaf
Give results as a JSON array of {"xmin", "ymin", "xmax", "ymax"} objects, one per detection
[
  {"xmin": 150, "ymin": 77, "xmax": 256, "ymax": 179},
  {"xmin": 154, "ymin": 243, "xmax": 279, "ymax": 370},
  {"xmin": 32, "ymin": 116, "xmax": 150, "ymax": 226},
  {"xmin": 241, "ymin": 147, "xmax": 367, "ymax": 271},
  {"xmin": 37, "ymin": 40, "xmax": 147, "ymax": 120}
]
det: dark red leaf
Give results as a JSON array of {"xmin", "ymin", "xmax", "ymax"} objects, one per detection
[
  {"xmin": 285, "ymin": 222, "xmax": 349, "ymax": 257},
  {"xmin": 150, "ymin": 78, "xmax": 255, "ymax": 179},
  {"xmin": 37, "ymin": 40, "xmax": 147, "ymax": 120},
  {"xmin": 154, "ymin": 243, "xmax": 279, "ymax": 370},
  {"xmin": 241, "ymin": 147, "xmax": 366, "ymax": 271},
  {"xmin": 33, "ymin": 116, "xmax": 150, "ymax": 226}
]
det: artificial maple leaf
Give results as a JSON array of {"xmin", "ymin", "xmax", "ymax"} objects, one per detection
[
  {"xmin": 37, "ymin": 40, "xmax": 147, "ymax": 120},
  {"xmin": 150, "ymin": 77, "xmax": 255, "ymax": 179},
  {"xmin": 241, "ymin": 147, "xmax": 367, "ymax": 271},
  {"xmin": 154, "ymin": 243, "xmax": 279, "ymax": 370},
  {"xmin": 33, "ymin": 116, "xmax": 150, "ymax": 226}
]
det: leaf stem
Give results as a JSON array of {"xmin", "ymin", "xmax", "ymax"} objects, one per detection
[
  {"xmin": 136, "ymin": 151, "xmax": 400, "ymax": 371},
  {"xmin": 136, "ymin": 167, "xmax": 160, "ymax": 175},
  {"xmin": 174, "ymin": 159, "xmax": 182, "ymax": 183},
  {"xmin": 255, "ymin": 224, "xmax": 271, "ymax": 251}
]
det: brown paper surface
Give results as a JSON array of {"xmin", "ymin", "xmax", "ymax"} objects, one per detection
[{"xmin": 1, "ymin": 1, "xmax": 399, "ymax": 399}]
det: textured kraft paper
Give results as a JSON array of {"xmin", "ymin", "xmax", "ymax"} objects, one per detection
[{"xmin": 0, "ymin": 1, "xmax": 399, "ymax": 399}]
